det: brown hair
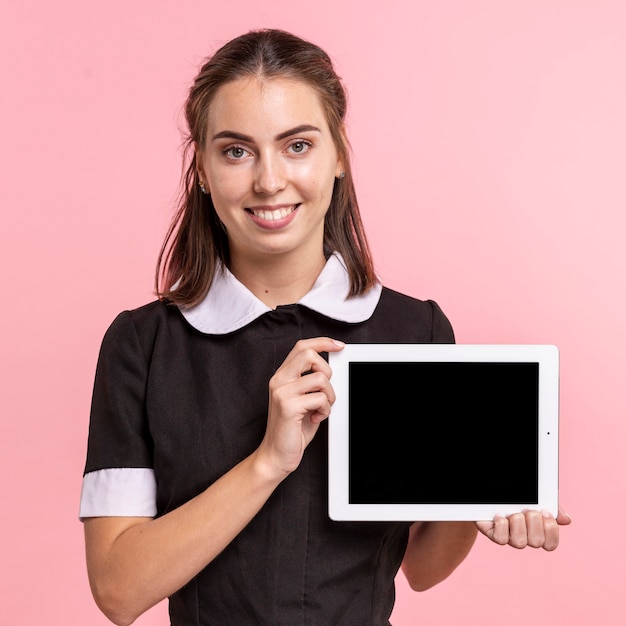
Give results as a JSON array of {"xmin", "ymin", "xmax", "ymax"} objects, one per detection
[{"xmin": 156, "ymin": 29, "xmax": 376, "ymax": 307}]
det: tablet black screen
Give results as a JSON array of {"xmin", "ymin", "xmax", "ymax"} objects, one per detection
[{"xmin": 348, "ymin": 361, "xmax": 539, "ymax": 505}]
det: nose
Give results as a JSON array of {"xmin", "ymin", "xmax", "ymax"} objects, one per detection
[{"xmin": 253, "ymin": 153, "xmax": 286, "ymax": 195}]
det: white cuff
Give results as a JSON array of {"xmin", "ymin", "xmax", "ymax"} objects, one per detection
[{"xmin": 79, "ymin": 467, "xmax": 157, "ymax": 520}]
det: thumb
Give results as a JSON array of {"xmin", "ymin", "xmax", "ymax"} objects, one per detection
[{"xmin": 556, "ymin": 505, "xmax": 572, "ymax": 526}]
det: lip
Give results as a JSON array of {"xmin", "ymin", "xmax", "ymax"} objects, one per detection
[{"xmin": 245, "ymin": 203, "xmax": 300, "ymax": 230}]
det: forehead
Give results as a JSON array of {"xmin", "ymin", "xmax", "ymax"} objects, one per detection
[{"xmin": 207, "ymin": 76, "xmax": 330, "ymax": 136}]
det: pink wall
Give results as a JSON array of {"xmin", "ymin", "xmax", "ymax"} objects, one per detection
[{"xmin": 1, "ymin": 1, "xmax": 624, "ymax": 624}]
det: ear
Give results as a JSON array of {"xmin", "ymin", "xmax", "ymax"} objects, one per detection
[
  {"xmin": 335, "ymin": 126, "xmax": 347, "ymax": 178},
  {"xmin": 195, "ymin": 145, "xmax": 209, "ymax": 192},
  {"xmin": 335, "ymin": 158, "xmax": 345, "ymax": 179}
]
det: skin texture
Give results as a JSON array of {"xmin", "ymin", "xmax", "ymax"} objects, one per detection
[{"xmin": 84, "ymin": 76, "xmax": 570, "ymax": 625}]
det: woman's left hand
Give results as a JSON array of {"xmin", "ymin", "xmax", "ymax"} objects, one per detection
[{"xmin": 475, "ymin": 506, "xmax": 571, "ymax": 551}]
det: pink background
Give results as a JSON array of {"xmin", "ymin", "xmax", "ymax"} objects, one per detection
[{"xmin": 1, "ymin": 1, "xmax": 624, "ymax": 624}]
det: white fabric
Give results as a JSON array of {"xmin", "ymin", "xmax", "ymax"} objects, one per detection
[
  {"xmin": 79, "ymin": 467, "xmax": 157, "ymax": 519},
  {"xmin": 180, "ymin": 252, "xmax": 382, "ymax": 334}
]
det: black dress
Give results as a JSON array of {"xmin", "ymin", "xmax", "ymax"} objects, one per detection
[{"xmin": 81, "ymin": 254, "xmax": 454, "ymax": 625}]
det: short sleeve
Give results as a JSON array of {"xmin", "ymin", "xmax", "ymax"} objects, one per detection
[
  {"xmin": 428, "ymin": 299, "xmax": 456, "ymax": 344},
  {"xmin": 79, "ymin": 311, "xmax": 157, "ymax": 519}
]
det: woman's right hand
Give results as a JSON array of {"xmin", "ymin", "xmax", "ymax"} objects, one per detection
[{"xmin": 257, "ymin": 337, "xmax": 345, "ymax": 478}]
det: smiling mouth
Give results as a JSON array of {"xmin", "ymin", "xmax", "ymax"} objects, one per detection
[{"xmin": 246, "ymin": 204, "xmax": 300, "ymax": 221}]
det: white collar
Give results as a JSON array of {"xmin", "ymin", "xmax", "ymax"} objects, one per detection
[{"xmin": 179, "ymin": 252, "xmax": 382, "ymax": 334}]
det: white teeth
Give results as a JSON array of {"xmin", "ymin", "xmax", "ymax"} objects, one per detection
[{"xmin": 251, "ymin": 206, "xmax": 296, "ymax": 221}]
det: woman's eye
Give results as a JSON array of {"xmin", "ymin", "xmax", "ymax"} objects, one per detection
[
  {"xmin": 224, "ymin": 146, "xmax": 248, "ymax": 159},
  {"xmin": 289, "ymin": 140, "xmax": 311, "ymax": 154}
]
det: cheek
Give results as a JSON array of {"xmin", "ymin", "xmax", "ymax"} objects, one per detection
[
  {"xmin": 210, "ymin": 171, "xmax": 248, "ymax": 205},
  {"xmin": 294, "ymin": 161, "xmax": 336, "ymax": 199}
]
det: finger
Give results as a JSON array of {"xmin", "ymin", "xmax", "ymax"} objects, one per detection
[
  {"xmin": 270, "ymin": 355, "xmax": 328, "ymax": 395},
  {"xmin": 304, "ymin": 393, "xmax": 333, "ymax": 424},
  {"xmin": 474, "ymin": 520, "xmax": 494, "ymax": 538},
  {"xmin": 492, "ymin": 515, "xmax": 511, "ymax": 545},
  {"xmin": 296, "ymin": 388, "xmax": 332, "ymax": 414},
  {"xmin": 291, "ymin": 371, "xmax": 336, "ymax": 406},
  {"xmin": 524, "ymin": 510, "xmax": 546, "ymax": 548},
  {"xmin": 483, "ymin": 515, "xmax": 511, "ymax": 546},
  {"xmin": 287, "ymin": 337, "xmax": 345, "ymax": 363},
  {"xmin": 507, "ymin": 513, "xmax": 528, "ymax": 549},
  {"xmin": 475, "ymin": 518, "xmax": 500, "ymax": 544},
  {"xmin": 540, "ymin": 510, "xmax": 560, "ymax": 551},
  {"xmin": 556, "ymin": 505, "xmax": 572, "ymax": 526},
  {"xmin": 271, "ymin": 378, "xmax": 331, "ymax": 411},
  {"xmin": 270, "ymin": 373, "xmax": 335, "ymax": 424},
  {"xmin": 275, "ymin": 339, "xmax": 341, "ymax": 381},
  {"xmin": 304, "ymin": 336, "xmax": 345, "ymax": 353}
]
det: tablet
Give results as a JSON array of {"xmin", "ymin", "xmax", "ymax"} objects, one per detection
[{"xmin": 328, "ymin": 344, "xmax": 559, "ymax": 521}]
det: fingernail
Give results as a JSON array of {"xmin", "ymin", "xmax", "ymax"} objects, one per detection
[{"xmin": 332, "ymin": 339, "xmax": 345, "ymax": 347}]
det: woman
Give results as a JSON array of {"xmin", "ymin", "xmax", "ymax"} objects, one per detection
[{"xmin": 80, "ymin": 29, "xmax": 569, "ymax": 626}]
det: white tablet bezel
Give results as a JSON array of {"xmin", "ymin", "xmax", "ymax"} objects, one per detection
[{"xmin": 328, "ymin": 344, "xmax": 559, "ymax": 521}]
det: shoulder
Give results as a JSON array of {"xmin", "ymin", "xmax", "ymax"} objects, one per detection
[
  {"xmin": 107, "ymin": 298, "xmax": 189, "ymax": 332},
  {"xmin": 378, "ymin": 286, "xmax": 432, "ymax": 308},
  {"xmin": 109, "ymin": 299, "xmax": 174, "ymax": 329},
  {"xmin": 371, "ymin": 286, "xmax": 455, "ymax": 343},
  {"xmin": 100, "ymin": 300, "xmax": 186, "ymax": 359},
  {"xmin": 377, "ymin": 286, "xmax": 448, "ymax": 321}
]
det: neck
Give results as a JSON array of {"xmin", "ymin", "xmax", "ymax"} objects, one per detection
[{"xmin": 229, "ymin": 249, "xmax": 327, "ymax": 308}]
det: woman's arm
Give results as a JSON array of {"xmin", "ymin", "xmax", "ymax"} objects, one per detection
[
  {"xmin": 85, "ymin": 452, "xmax": 284, "ymax": 625},
  {"xmin": 84, "ymin": 337, "xmax": 344, "ymax": 626},
  {"xmin": 401, "ymin": 521, "xmax": 478, "ymax": 591}
]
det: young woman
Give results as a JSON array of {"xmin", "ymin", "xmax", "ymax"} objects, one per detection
[{"xmin": 80, "ymin": 29, "xmax": 570, "ymax": 626}]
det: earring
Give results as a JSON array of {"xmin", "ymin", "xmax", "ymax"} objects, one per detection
[
  {"xmin": 199, "ymin": 180, "xmax": 208, "ymax": 194},
  {"xmin": 338, "ymin": 171, "xmax": 345, "ymax": 179}
]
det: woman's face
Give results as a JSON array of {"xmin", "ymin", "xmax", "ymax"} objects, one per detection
[{"xmin": 198, "ymin": 76, "xmax": 343, "ymax": 266}]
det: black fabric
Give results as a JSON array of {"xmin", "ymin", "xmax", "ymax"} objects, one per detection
[{"xmin": 84, "ymin": 287, "xmax": 455, "ymax": 625}]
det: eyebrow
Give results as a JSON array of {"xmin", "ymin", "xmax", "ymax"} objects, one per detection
[{"xmin": 212, "ymin": 124, "xmax": 322, "ymax": 143}]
